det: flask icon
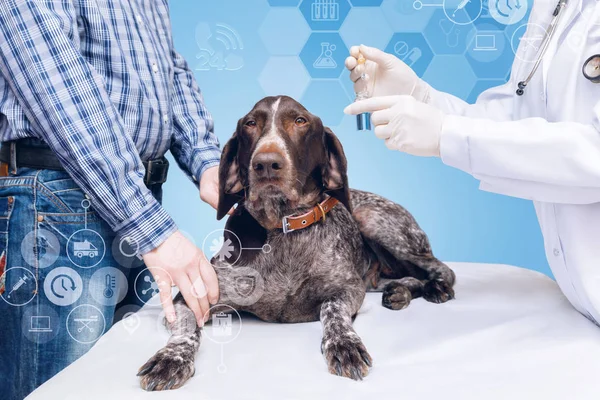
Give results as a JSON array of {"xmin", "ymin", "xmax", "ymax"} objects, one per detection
[{"xmin": 313, "ymin": 42, "xmax": 337, "ymax": 69}]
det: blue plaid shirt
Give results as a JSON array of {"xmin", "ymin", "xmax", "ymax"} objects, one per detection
[{"xmin": 0, "ymin": 0, "xmax": 221, "ymax": 254}]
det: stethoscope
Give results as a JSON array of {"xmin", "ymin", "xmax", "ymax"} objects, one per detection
[{"xmin": 517, "ymin": 0, "xmax": 600, "ymax": 95}]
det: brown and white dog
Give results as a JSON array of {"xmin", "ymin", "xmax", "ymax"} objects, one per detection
[{"xmin": 137, "ymin": 96, "xmax": 456, "ymax": 390}]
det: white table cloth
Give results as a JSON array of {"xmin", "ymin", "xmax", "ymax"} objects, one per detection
[{"xmin": 27, "ymin": 263, "xmax": 600, "ymax": 400}]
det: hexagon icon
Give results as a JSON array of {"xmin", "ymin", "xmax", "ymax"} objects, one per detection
[
  {"xmin": 467, "ymin": 79, "xmax": 507, "ymax": 103},
  {"xmin": 340, "ymin": 7, "xmax": 393, "ymax": 50},
  {"xmin": 300, "ymin": 33, "xmax": 349, "ymax": 79},
  {"xmin": 380, "ymin": 0, "xmax": 436, "ymax": 32},
  {"xmin": 268, "ymin": 0, "xmax": 302, "ymax": 5},
  {"xmin": 422, "ymin": 55, "xmax": 477, "ymax": 100},
  {"xmin": 465, "ymin": 23, "xmax": 514, "ymax": 79},
  {"xmin": 259, "ymin": 8, "xmax": 310, "ymax": 55},
  {"xmin": 299, "ymin": 0, "xmax": 352, "ymax": 31},
  {"xmin": 384, "ymin": 33, "xmax": 434, "ymax": 77},
  {"xmin": 350, "ymin": 0, "xmax": 384, "ymax": 5},
  {"xmin": 259, "ymin": 57, "xmax": 311, "ymax": 100},
  {"xmin": 301, "ymin": 80, "xmax": 351, "ymax": 127},
  {"xmin": 424, "ymin": 9, "xmax": 475, "ymax": 55}
]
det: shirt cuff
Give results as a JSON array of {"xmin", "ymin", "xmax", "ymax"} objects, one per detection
[
  {"xmin": 114, "ymin": 198, "xmax": 178, "ymax": 255},
  {"xmin": 189, "ymin": 145, "xmax": 221, "ymax": 184},
  {"xmin": 439, "ymin": 115, "xmax": 473, "ymax": 175}
]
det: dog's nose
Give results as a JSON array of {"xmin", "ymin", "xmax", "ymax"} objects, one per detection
[{"xmin": 252, "ymin": 152, "xmax": 286, "ymax": 179}]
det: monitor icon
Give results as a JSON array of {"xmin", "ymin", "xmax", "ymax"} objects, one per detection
[
  {"xmin": 474, "ymin": 33, "xmax": 497, "ymax": 51},
  {"xmin": 29, "ymin": 316, "xmax": 52, "ymax": 333}
]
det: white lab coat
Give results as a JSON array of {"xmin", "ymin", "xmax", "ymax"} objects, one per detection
[{"xmin": 430, "ymin": 0, "xmax": 600, "ymax": 324}]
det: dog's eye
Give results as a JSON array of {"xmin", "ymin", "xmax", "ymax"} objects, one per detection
[
  {"xmin": 295, "ymin": 117, "xmax": 307, "ymax": 126},
  {"xmin": 245, "ymin": 120, "xmax": 257, "ymax": 127}
]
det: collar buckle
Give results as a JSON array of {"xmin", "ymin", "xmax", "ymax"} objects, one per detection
[{"xmin": 281, "ymin": 215, "xmax": 295, "ymax": 234}]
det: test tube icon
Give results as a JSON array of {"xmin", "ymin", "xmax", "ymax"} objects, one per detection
[{"xmin": 355, "ymin": 54, "xmax": 372, "ymax": 131}]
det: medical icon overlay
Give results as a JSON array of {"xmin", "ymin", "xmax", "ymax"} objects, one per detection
[
  {"xmin": 89, "ymin": 267, "xmax": 128, "ymax": 306},
  {"xmin": 1, "ymin": 266, "xmax": 37, "ymax": 306},
  {"xmin": 225, "ymin": 266, "xmax": 266, "ymax": 307},
  {"xmin": 21, "ymin": 304, "xmax": 60, "ymax": 344},
  {"xmin": 66, "ymin": 204, "xmax": 106, "ymax": 269},
  {"xmin": 21, "ymin": 228, "xmax": 60, "ymax": 269},
  {"xmin": 195, "ymin": 22, "xmax": 244, "ymax": 71},
  {"xmin": 66, "ymin": 303, "xmax": 106, "ymax": 344},
  {"xmin": 300, "ymin": 33, "xmax": 348, "ymax": 79},
  {"xmin": 511, "ymin": 23, "xmax": 549, "ymax": 63},
  {"xmin": 112, "ymin": 235, "xmax": 144, "ymax": 269},
  {"xmin": 134, "ymin": 267, "xmax": 174, "ymax": 307},
  {"xmin": 489, "ymin": 0, "xmax": 528, "ymax": 25},
  {"xmin": 43, "ymin": 266, "xmax": 83, "ymax": 307},
  {"xmin": 442, "ymin": 0, "xmax": 482, "ymax": 25}
]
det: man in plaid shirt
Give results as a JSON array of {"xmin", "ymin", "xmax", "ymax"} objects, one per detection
[{"xmin": 0, "ymin": 1, "xmax": 222, "ymax": 398}]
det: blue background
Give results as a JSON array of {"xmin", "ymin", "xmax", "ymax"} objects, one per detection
[{"xmin": 162, "ymin": 0, "xmax": 551, "ymax": 276}]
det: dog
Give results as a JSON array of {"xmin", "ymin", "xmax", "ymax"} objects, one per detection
[{"xmin": 137, "ymin": 96, "xmax": 456, "ymax": 390}]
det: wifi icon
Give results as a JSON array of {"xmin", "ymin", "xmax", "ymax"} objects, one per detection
[{"xmin": 195, "ymin": 22, "xmax": 245, "ymax": 71}]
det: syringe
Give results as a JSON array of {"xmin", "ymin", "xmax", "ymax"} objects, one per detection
[{"xmin": 7, "ymin": 275, "xmax": 29, "ymax": 299}]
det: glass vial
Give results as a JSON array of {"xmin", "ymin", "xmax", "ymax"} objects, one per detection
[{"xmin": 355, "ymin": 54, "xmax": 371, "ymax": 131}]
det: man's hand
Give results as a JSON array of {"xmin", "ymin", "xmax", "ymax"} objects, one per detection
[
  {"xmin": 199, "ymin": 166, "xmax": 220, "ymax": 210},
  {"xmin": 344, "ymin": 95, "xmax": 445, "ymax": 157},
  {"xmin": 345, "ymin": 45, "xmax": 430, "ymax": 103},
  {"xmin": 142, "ymin": 230, "xmax": 219, "ymax": 326},
  {"xmin": 200, "ymin": 165, "xmax": 234, "ymax": 215}
]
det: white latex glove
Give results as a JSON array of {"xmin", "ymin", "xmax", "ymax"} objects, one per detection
[
  {"xmin": 345, "ymin": 45, "xmax": 430, "ymax": 103},
  {"xmin": 344, "ymin": 95, "xmax": 444, "ymax": 157}
]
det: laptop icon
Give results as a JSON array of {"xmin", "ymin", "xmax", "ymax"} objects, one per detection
[
  {"xmin": 474, "ymin": 34, "xmax": 497, "ymax": 51},
  {"xmin": 29, "ymin": 316, "xmax": 53, "ymax": 333}
]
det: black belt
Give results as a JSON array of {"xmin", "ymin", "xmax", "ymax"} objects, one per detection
[{"xmin": 0, "ymin": 140, "xmax": 169, "ymax": 186}]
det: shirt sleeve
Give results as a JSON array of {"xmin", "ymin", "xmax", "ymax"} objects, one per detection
[
  {"xmin": 440, "ymin": 101, "xmax": 600, "ymax": 204},
  {"xmin": 426, "ymin": 80, "xmax": 516, "ymax": 122},
  {"xmin": 0, "ymin": 0, "xmax": 176, "ymax": 254},
  {"xmin": 169, "ymin": 48, "xmax": 221, "ymax": 185}
]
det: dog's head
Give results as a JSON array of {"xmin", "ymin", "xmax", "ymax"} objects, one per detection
[{"xmin": 217, "ymin": 96, "xmax": 350, "ymax": 229}]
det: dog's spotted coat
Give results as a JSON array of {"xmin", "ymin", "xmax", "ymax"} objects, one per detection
[{"xmin": 138, "ymin": 96, "xmax": 456, "ymax": 390}]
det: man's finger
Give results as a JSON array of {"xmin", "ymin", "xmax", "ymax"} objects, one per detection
[
  {"xmin": 151, "ymin": 269, "xmax": 176, "ymax": 323},
  {"xmin": 371, "ymin": 109, "xmax": 393, "ymax": 127},
  {"xmin": 374, "ymin": 124, "xmax": 392, "ymax": 140},
  {"xmin": 349, "ymin": 45, "xmax": 360, "ymax": 58},
  {"xmin": 345, "ymin": 56, "xmax": 357, "ymax": 71},
  {"xmin": 359, "ymin": 44, "xmax": 394, "ymax": 68},
  {"xmin": 189, "ymin": 269, "xmax": 211, "ymax": 323},
  {"xmin": 177, "ymin": 275, "xmax": 204, "ymax": 326},
  {"xmin": 198, "ymin": 253, "xmax": 219, "ymax": 304},
  {"xmin": 344, "ymin": 95, "xmax": 405, "ymax": 115}
]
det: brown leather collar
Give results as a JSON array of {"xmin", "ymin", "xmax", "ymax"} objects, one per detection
[{"xmin": 277, "ymin": 197, "xmax": 339, "ymax": 234}]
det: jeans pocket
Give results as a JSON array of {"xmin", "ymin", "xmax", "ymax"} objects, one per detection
[{"xmin": 0, "ymin": 196, "xmax": 15, "ymax": 296}]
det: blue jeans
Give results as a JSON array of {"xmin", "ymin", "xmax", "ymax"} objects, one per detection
[{"xmin": 0, "ymin": 166, "xmax": 161, "ymax": 400}]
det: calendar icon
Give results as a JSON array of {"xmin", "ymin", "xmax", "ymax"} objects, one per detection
[
  {"xmin": 212, "ymin": 312, "xmax": 232, "ymax": 337},
  {"xmin": 311, "ymin": 0, "xmax": 339, "ymax": 22}
]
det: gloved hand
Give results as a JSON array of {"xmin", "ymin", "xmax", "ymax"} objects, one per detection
[
  {"xmin": 345, "ymin": 45, "xmax": 430, "ymax": 103},
  {"xmin": 344, "ymin": 95, "xmax": 445, "ymax": 157}
]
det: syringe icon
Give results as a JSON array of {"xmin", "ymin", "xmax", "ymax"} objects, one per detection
[{"xmin": 7, "ymin": 275, "xmax": 29, "ymax": 299}]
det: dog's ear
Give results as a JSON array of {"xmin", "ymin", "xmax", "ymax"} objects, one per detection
[
  {"xmin": 217, "ymin": 131, "xmax": 244, "ymax": 220},
  {"xmin": 322, "ymin": 127, "xmax": 351, "ymax": 211}
]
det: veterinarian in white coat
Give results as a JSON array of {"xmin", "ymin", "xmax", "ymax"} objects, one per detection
[{"xmin": 345, "ymin": 0, "xmax": 600, "ymax": 325}]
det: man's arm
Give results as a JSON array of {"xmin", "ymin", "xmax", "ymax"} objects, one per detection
[
  {"xmin": 0, "ymin": 0, "xmax": 176, "ymax": 254},
  {"xmin": 169, "ymin": 47, "xmax": 221, "ymax": 185},
  {"xmin": 440, "ymin": 101, "xmax": 600, "ymax": 204}
]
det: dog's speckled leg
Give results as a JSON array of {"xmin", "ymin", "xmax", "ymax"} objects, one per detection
[
  {"xmin": 138, "ymin": 294, "xmax": 200, "ymax": 391},
  {"xmin": 320, "ymin": 295, "xmax": 372, "ymax": 380}
]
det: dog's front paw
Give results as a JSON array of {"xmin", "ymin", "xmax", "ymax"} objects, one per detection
[
  {"xmin": 423, "ymin": 279, "xmax": 455, "ymax": 304},
  {"xmin": 382, "ymin": 281, "xmax": 412, "ymax": 310},
  {"xmin": 321, "ymin": 334, "xmax": 372, "ymax": 380},
  {"xmin": 137, "ymin": 346, "xmax": 195, "ymax": 391}
]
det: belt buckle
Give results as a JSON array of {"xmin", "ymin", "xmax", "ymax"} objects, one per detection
[{"xmin": 281, "ymin": 216, "xmax": 295, "ymax": 234}]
